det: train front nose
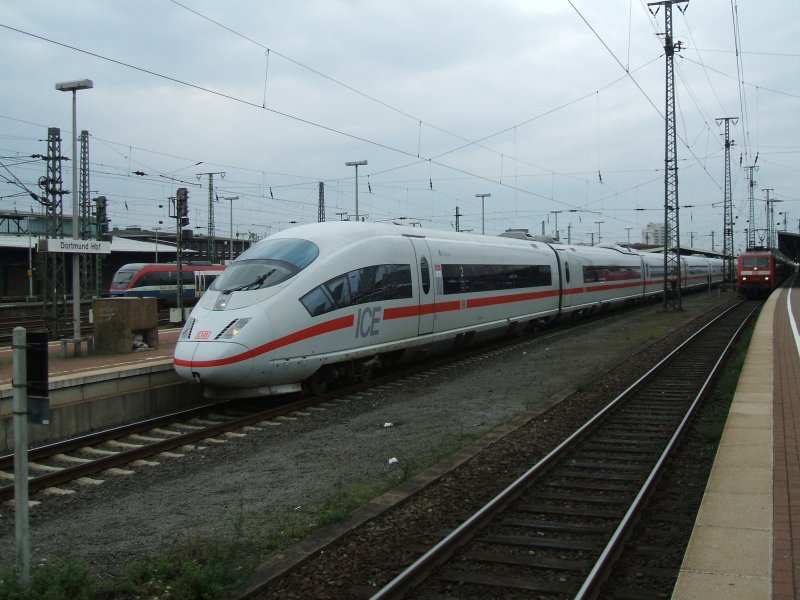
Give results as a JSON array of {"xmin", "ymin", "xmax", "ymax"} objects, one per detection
[
  {"xmin": 174, "ymin": 341, "xmax": 255, "ymax": 386},
  {"xmin": 174, "ymin": 315, "xmax": 269, "ymax": 387}
]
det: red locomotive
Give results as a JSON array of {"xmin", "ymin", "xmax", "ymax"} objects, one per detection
[{"xmin": 737, "ymin": 247, "xmax": 796, "ymax": 298}]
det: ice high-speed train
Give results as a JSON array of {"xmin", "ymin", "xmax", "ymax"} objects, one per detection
[{"xmin": 174, "ymin": 221, "xmax": 724, "ymax": 398}]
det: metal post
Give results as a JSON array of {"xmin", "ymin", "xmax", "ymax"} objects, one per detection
[
  {"xmin": 56, "ymin": 79, "xmax": 92, "ymax": 347},
  {"xmin": 13, "ymin": 327, "xmax": 30, "ymax": 585},
  {"xmin": 70, "ymin": 92, "xmax": 81, "ymax": 342},
  {"xmin": 225, "ymin": 196, "xmax": 239, "ymax": 263},
  {"xmin": 475, "ymin": 193, "xmax": 491, "ymax": 235},
  {"xmin": 345, "ymin": 160, "xmax": 368, "ymax": 221}
]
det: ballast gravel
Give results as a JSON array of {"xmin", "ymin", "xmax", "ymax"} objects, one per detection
[{"xmin": 0, "ymin": 291, "xmax": 735, "ymax": 585}]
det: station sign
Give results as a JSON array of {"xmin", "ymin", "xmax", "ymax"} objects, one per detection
[{"xmin": 37, "ymin": 239, "xmax": 111, "ymax": 254}]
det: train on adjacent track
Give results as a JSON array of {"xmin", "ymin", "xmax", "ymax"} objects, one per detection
[
  {"xmin": 174, "ymin": 221, "xmax": 724, "ymax": 399},
  {"xmin": 110, "ymin": 262, "xmax": 226, "ymax": 306},
  {"xmin": 736, "ymin": 246, "xmax": 796, "ymax": 298}
]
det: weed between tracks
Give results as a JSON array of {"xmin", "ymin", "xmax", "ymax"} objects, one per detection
[{"xmin": 0, "ymin": 428, "xmax": 482, "ymax": 599}]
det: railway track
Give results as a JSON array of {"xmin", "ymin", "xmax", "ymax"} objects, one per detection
[
  {"xmin": 0, "ymin": 298, "xmax": 684, "ymax": 505},
  {"xmin": 364, "ymin": 299, "xmax": 758, "ymax": 599},
  {"xmin": 0, "ymin": 397, "xmax": 327, "ymax": 502},
  {"xmin": 0, "ymin": 312, "xmax": 601, "ymax": 503}
]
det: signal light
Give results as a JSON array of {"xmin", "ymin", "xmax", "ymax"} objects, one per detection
[{"xmin": 175, "ymin": 187, "xmax": 189, "ymax": 225}]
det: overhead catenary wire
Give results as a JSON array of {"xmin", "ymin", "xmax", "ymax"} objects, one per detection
[{"xmin": 0, "ymin": 4, "xmax": 790, "ymax": 242}]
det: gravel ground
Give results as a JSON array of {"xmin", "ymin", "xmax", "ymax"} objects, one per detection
[{"xmin": 0, "ymin": 290, "xmax": 736, "ymax": 585}]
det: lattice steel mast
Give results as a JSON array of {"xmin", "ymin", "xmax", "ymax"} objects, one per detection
[
  {"xmin": 41, "ymin": 127, "xmax": 67, "ymax": 337},
  {"xmin": 745, "ymin": 158, "xmax": 758, "ymax": 249},
  {"xmin": 650, "ymin": 0, "xmax": 688, "ymax": 311},
  {"xmin": 79, "ymin": 129, "xmax": 98, "ymax": 297},
  {"xmin": 318, "ymin": 182, "xmax": 325, "ymax": 222},
  {"xmin": 197, "ymin": 171, "xmax": 225, "ymax": 262},
  {"xmin": 717, "ymin": 117, "xmax": 737, "ymax": 283}
]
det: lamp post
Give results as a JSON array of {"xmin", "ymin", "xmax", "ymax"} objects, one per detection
[
  {"xmin": 475, "ymin": 193, "xmax": 491, "ymax": 235},
  {"xmin": 345, "ymin": 160, "xmax": 367, "ymax": 221},
  {"xmin": 56, "ymin": 78, "xmax": 93, "ymax": 344},
  {"xmin": 224, "ymin": 196, "xmax": 239, "ymax": 263}
]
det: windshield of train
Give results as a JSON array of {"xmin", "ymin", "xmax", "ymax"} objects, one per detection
[
  {"xmin": 111, "ymin": 268, "xmax": 137, "ymax": 288},
  {"xmin": 209, "ymin": 238, "xmax": 319, "ymax": 293},
  {"xmin": 742, "ymin": 256, "xmax": 770, "ymax": 267}
]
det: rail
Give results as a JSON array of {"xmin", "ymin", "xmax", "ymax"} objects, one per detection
[{"xmin": 370, "ymin": 300, "xmax": 758, "ymax": 599}]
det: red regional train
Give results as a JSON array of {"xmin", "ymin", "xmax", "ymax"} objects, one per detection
[
  {"xmin": 174, "ymin": 221, "xmax": 724, "ymax": 399},
  {"xmin": 110, "ymin": 262, "xmax": 226, "ymax": 306},
  {"xmin": 736, "ymin": 247, "xmax": 796, "ymax": 298}
]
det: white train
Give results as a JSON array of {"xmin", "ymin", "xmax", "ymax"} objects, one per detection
[{"xmin": 174, "ymin": 221, "xmax": 723, "ymax": 398}]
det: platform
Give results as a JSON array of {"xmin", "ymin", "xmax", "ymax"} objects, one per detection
[
  {"xmin": 0, "ymin": 328, "xmax": 204, "ymax": 452},
  {"xmin": 0, "ymin": 328, "xmax": 180, "ymax": 387},
  {"xmin": 672, "ymin": 274, "xmax": 800, "ymax": 599}
]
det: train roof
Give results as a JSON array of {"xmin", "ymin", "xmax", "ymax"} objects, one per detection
[{"xmin": 269, "ymin": 221, "xmax": 546, "ymax": 250}]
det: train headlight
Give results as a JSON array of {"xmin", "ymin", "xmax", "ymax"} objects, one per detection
[
  {"xmin": 219, "ymin": 318, "xmax": 251, "ymax": 339},
  {"xmin": 180, "ymin": 318, "xmax": 195, "ymax": 340},
  {"xmin": 214, "ymin": 296, "xmax": 229, "ymax": 311}
]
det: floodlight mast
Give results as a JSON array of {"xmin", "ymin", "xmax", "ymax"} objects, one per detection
[{"xmin": 55, "ymin": 78, "xmax": 93, "ymax": 344}]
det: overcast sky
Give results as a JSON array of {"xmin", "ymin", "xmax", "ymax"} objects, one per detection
[{"xmin": 1, "ymin": 0, "xmax": 797, "ymax": 251}]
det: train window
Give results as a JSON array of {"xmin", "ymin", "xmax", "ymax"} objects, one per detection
[
  {"xmin": 326, "ymin": 273, "xmax": 352, "ymax": 307},
  {"xmin": 742, "ymin": 256, "xmax": 769, "ymax": 267},
  {"xmin": 211, "ymin": 238, "xmax": 320, "ymax": 293},
  {"xmin": 441, "ymin": 264, "xmax": 552, "ymax": 295},
  {"xmin": 300, "ymin": 286, "xmax": 336, "ymax": 317},
  {"xmin": 582, "ymin": 265, "xmax": 641, "ymax": 283},
  {"xmin": 420, "ymin": 257, "xmax": 431, "ymax": 294},
  {"xmin": 564, "ymin": 261, "xmax": 571, "ymax": 283},
  {"xmin": 300, "ymin": 264, "xmax": 413, "ymax": 316},
  {"xmin": 111, "ymin": 269, "xmax": 136, "ymax": 287},
  {"xmin": 235, "ymin": 238, "xmax": 319, "ymax": 268}
]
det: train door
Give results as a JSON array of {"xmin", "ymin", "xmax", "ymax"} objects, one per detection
[
  {"xmin": 408, "ymin": 237, "xmax": 435, "ymax": 335},
  {"xmin": 558, "ymin": 251, "xmax": 572, "ymax": 310}
]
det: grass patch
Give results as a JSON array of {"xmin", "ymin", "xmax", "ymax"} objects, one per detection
[
  {"xmin": 0, "ymin": 556, "xmax": 96, "ymax": 600},
  {"xmin": 123, "ymin": 540, "xmax": 253, "ymax": 600},
  {"xmin": 0, "ymin": 434, "xmax": 477, "ymax": 599},
  {"xmin": 694, "ymin": 320, "xmax": 754, "ymax": 444}
]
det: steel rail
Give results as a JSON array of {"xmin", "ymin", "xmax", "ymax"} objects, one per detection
[
  {"xmin": 575, "ymin": 300, "xmax": 758, "ymax": 598},
  {"xmin": 370, "ymin": 300, "xmax": 753, "ymax": 600},
  {"xmin": 0, "ymin": 395, "xmax": 323, "ymax": 502}
]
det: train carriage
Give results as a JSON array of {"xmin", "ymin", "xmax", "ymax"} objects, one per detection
[
  {"xmin": 174, "ymin": 222, "xmax": 724, "ymax": 398},
  {"xmin": 110, "ymin": 262, "xmax": 226, "ymax": 306}
]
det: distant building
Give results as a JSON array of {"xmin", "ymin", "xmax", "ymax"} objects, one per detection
[{"xmin": 642, "ymin": 222, "xmax": 665, "ymax": 246}]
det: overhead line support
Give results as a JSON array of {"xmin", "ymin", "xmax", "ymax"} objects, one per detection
[{"xmin": 649, "ymin": 0, "xmax": 688, "ymax": 311}]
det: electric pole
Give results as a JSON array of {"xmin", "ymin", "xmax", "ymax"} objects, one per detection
[
  {"xmin": 763, "ymin": 188, "xmax": 774, "ymax": 247},
  {"xmin": 42, "ymin": 127, "xmax": 67, "ymax": 338},
  {"xmin": 174, "ymin": 188, "xmax": 189, "ymax": 320},
  {"xmin": 745, "ymin": 156, "xmax": 758, "ymax": 249},
  {"xmin": 550, "ymin": 210, "xmax": 562, "ymax": 240},
  {"xmin": 649, "ymin": 0, "xmax": 688, "ymax": 311},
  {"xmin": 455, "ymin": 206, "xmax": 462, "ymax": 232},
  {"xmin": 318, "ymin": 182, "xmax": 325, "ymax": 222},
  {"xmin": 717, "ymin": 117, "xmax": 737, "ymax": 284},
  {"xmin": 197, "ymin": 171, "xmax": 225, "ymax": 262}
]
